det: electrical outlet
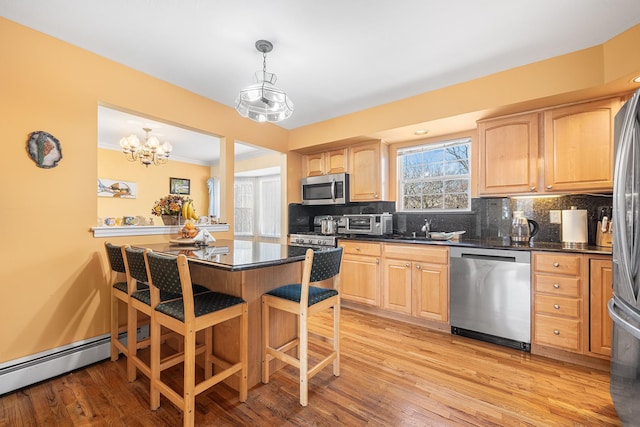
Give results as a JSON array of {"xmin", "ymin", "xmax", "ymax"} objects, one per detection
[{"xmin": 549, "ymin": 210, "xmax": 561, "ymax": 224}]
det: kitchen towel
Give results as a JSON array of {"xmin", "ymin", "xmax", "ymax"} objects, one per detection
[{"xmin": 562, "ymin": 208, "xmax": 588, "ymax": 244}]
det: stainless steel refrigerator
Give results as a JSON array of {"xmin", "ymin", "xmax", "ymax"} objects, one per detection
[{"xmin": 609, "ymin": 87, "xmax": 640, "ymax": 425}]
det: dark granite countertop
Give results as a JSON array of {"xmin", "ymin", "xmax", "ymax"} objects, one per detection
[
  {"xmin": 337, "ymin": 235, "xmax": 612, "ymax": 255},
  {"xmin": 139, "ymin": 239, "xmax": 308, "ymax": 271}
]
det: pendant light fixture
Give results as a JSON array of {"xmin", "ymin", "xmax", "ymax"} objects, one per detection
[
  {"xmin": 235, "ymin": 40, "xmax": 294, "ymax": 123},
  {"xmin": 119, "ymin": 127, "xmax": 172, "ymax": 167}
]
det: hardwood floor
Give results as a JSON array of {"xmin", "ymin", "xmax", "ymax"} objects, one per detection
[{"xmin": 0, "ymin": 309, "xmax": 621, "ymax": 426}]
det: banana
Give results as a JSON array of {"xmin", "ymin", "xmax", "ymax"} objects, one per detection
[
  {"xmin": 188, "ymin": 201, "xmax": 198, "ymax": 220},
  {"xmin": 181, "ymin": 201, "xmax": 189, "ymax": 218}
]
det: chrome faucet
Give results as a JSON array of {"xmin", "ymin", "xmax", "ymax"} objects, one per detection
[{"xmin": 421, "ymin": 219, "xmax": 431, "ymax": 238}]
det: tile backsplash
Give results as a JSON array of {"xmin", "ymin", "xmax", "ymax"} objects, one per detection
[{"xmin": 289, "ymin": 194, "xmax": 612, "ymax": 245}]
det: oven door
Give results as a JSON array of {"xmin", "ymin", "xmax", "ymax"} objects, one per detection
[{"xmin": 344, "ymin": 216, "xmax": 374, "ymax": 234}]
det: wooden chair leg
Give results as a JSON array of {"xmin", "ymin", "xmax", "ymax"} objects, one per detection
[
  {"xmin": 204, "ymin": 326, "xmax": 213, "ymax": 380},
  {"xmin": 150, "ymin": 316, "xmax": 161, "ymax": 411},
  {"xmin": 126, "ymin": 303, "xmax": 137, "ymax": 382},
  {"xmin": 334, "ymin": 302, "xmax": 340, "ymax": 376},
  {"xmin": 261, "ymin": 298, "xmax": 270, "ymax": 384},
  {"xmin": 183, "ymin": 328, "xmax": 196, "ymax": 427},
  {"xmin": 239, "ymin": 303, "xmax": 248, "ymax": 402},
  {"xmin": 110, "ymin": 294, "xmax": 119, "ymax": 361},
  {"xmin": 299, "ymin": 313, "xmax": 309, "ymax": 407}
]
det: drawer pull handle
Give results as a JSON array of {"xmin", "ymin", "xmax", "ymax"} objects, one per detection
[
  {"xmin": 554, "ymin": 304, "xmax": 560, "ymax": 309},
  {"xmin": 356, "ymin": 247, "xmax": 361, "ymax": 251},
  {"xmin": 530, "ymin": 186, "xmax": 536, "ymax": 191},
  {"xmin": 553, "ymin": 330, "xmax": 560, "ymax": 335},
  {"xmin": 553, "ymin": 283, "xmax": 560, "ymax": 289},
  {"xmin": 376, "ymin": 258, "xmax": 380, "ymax": 264},
  {"xmin": 405, "ymin": 263, "xmax": 410, "ymax": 268},
  {"xmin": 553, "ymin": 262, "xmax": 560, "ymax": 267},
  {"xmin": 416, "ymin": 265, "xmax": 421, "ymax": 270}
]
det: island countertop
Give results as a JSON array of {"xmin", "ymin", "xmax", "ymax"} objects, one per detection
[{"xmin": 138, "ymin": 239, "xmax": 308, "ymax": 271}]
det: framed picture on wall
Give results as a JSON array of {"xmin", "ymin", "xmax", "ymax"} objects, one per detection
[{"xmin": 170, "ymin": 177, "xmax": 190, "ymax": 195}]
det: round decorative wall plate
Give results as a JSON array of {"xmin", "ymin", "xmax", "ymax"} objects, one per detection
[{"xmin": 27, "ymin": 131, "xmax": 62, "ymax": 168}]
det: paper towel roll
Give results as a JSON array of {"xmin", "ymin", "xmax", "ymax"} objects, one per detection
[{"xmin": 562, "ymin": 208, "xmax": 588, "ymax": 244}]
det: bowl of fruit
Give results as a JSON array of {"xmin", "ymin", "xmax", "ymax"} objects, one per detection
[{"xmin": 169, "ymin": 221, "xmax": 201, "ymax": 244}]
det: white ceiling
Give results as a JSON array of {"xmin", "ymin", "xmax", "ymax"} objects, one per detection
[{"xmin": 4, "ymin": 0, "xmax": 640, "ymax": 157}]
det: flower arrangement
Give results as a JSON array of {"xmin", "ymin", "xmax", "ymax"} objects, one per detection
[{"xmin": 151, "ymin": 194, "xmax": 192, "ymax": 216}]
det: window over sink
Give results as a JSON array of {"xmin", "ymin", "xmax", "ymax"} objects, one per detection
[{"xmin": 397, "ymin": 137, "xmax": 471, "ymax": 212}]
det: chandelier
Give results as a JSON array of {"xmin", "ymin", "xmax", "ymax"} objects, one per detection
[
  {"xmin": 119, "ymin": 127, "xmax": 172, "ymax": 167},
  {"xmin": 235, "ymin": 40, "xmax": 294, "ymax": 123}
]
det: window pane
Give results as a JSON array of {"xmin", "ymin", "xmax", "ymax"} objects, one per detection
[
  {"xmin": 403, "ymin": 164, "xmax": 422, "ymax": 180},
  {"xmin": 397, "ymin": 138, "xmax": 471, "ymax": 212},
  {"xmin": 444, "ymin": 179, "xmax": 469, "ymax": 192},
  {"xmin": 444, "ymin": 193, "xmax": 469, "ymax": 209},
  {"xmin": 423, "ymin": 180, "xmax": 443, "ymax": 195},
  {"xmin": 403, "ymin": 195, "xmax": 422, "ymax": 209},
  {"xmin": 424, "ymin": 195, "xmax": 443, "ymax": 209}
]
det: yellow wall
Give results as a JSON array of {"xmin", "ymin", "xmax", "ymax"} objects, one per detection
[
  {"xmin": 98, "ymin": 148, "xmax": 210, "ymax": 223},
  {"xmin": 2, "ymin": 14, "xmax": 640, "ymax": 365},
  {"xmin": 0, "ymin": 17, "xmax": 287, "ymax": 363}
]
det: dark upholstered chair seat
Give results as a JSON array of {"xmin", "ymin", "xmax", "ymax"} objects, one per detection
[
  {"xmin": 266, "ymin": 284, "xmax": 338, "ymax": 306},
  {"xmin": 131, "ymin": 284, "xmax": 209, "ymax": 305},
  {"xmin": 156, "ymin": 291, "xmax": 245, "ymax": 322},
  {"xmin": 113, "ymin": 281, "xmax": 128, "ymax": 293},
  {"xmin": 113, "ymin": 281, "xmax": 149, "ymax": 293}
]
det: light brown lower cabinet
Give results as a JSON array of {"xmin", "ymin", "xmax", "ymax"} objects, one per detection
[
  {"xmin": 532, "ymin": 251, "xmax": 613, "ymax": 360},
  {"xmin": 382, "ymin": 244, "xmax": 449, "ymax": 323},
  {"xmin": 338, "ymin": 240, "xmax": 381, "ymax": 306},
  {"xmin": 589, "ymin": 257, "xmax": 613, "ymax": 357}
]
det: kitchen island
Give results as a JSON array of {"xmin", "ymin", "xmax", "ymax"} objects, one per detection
[{"xmin": 138, "ymin": 240, "xmax": 308, "ymax": 387}]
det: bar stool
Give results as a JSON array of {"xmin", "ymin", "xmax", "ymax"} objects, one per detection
[
  {"xmin": 123, "ymin": 246, "xmax": 210, "ymax": 383},
  {"xmin": 105, "ymin": 242, "xmax": 146, "ymax": 363},
  {"xmin": 261, "ymin": 247, "xmax": 343, "ymax": 406},
  {"xmin": 145, "ymin": 251, "xmax": 248, "ymax": 427}
]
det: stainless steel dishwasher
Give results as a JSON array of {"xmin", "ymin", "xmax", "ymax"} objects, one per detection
[{"xmin": 450, "ymin": 247, "xmax": 531, "ymax": 351}]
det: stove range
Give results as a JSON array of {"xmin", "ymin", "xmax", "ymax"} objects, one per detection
[{"xmin": 289, "ymin": 232, "xmax": 339, "ymax": 249}]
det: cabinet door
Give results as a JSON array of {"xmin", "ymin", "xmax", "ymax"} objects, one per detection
[
  {"xmin": 477, "ymin": 112, "xmax": 539, "ymax": 195},
  {"xmin": 325, "ymin": 148, "xmax": 348, "ymax": 174},
  {"xmin": 340, "ymin": 254, "xmax": 380, "ymax": 306},
  {"xmin": 349, "ymin": 142, "xmax": 382, "ymax": 201},
  {"xmin": 543, "ymin": 98, "xmax": 619, "ymax": 193},
  {"xmin": 381, "ymin": 259, "xmax": 413, "ymax": 314},
  {"xmin": 590, "ymin": 258, "xmax": 613, "ymax": 357},
  {"xmin": 303, "ymin": 152, "xmax": 325, "ymax": 177},
  {"xmin": 413, "ymin": 263, "xmax": 449, "ymax": 323}
]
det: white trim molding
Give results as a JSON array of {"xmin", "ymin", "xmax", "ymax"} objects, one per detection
[{"xmin": 90, "ymin": 224, "xmax": 230, "ymax": 238}]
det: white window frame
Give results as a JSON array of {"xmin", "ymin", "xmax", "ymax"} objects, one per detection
[
  {"xmin": 397, "ymin": 137, "xmax": 471, "ymax": 213},
  {"xmin": 234, "ymin": 174, "xmax": 281, "ymax": 238}
]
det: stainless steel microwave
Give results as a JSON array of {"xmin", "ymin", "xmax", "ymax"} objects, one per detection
[
  {"xmin": 339, "ymin": 213, "xmax": 393, "ymax": 235},
  {"xmin": 301, "ymin": 173, "xmax": 349, "ymax": 205}
]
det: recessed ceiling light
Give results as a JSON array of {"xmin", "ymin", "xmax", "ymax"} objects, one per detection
[
  {"xmin": 633, "ymin": 76, "xmax": 640, "ymax": 84},
  {"xmin": 414, "ymin": 129, "xmax": 429, "ymax": 135}
]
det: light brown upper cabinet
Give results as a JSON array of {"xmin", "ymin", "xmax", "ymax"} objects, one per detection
[
  {"xmin": 349, "ymin": 140, "xmax": 389, "ymax": 201},
  {"xmin": 477, "ymin": 96, "xmax": 622, "ymax": 196},
  {"xmin": 477, "ymin": 112, "xmax": 539, "ymax": 195},
  {"xmin": 542, "ymin": 98, "xmax": 620, "ymax": 193},
  {"xmin": 302, "ymin": 148, "xmax": 348, "ymax": 177}
]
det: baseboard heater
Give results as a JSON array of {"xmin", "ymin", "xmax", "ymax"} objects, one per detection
[{"xmin": 0, "ymin": 327, "xmax": 147, "ymax": 396}]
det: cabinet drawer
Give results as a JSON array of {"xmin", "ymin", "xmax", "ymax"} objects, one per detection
[
  {"xmin": 383, "ymin": 244, "xmax": 448, "ymax": 264},
  {"xmin": 534, "ymin": 314, "xmax": 580, "ymax": 352},
  {"xmin": 338, "ymin": 240, "xmax": 381, "ymax": 257},
  {"xmin": 534, "ymin": 274, "xmax": 580, "ymax": 297},
  {"xmin": 534, "ymin": 294, "xmax": 580, "ymax": 318},
  {"xmin": 533, "ymin": 253, "xmax": 581, "ymax": 276}
]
